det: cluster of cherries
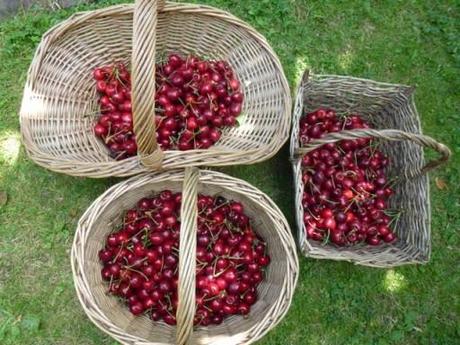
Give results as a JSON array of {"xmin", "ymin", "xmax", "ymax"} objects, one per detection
[
  {"xmin": 93, "ymin": 54, "xmax": 244, "ymax": 159},
  {"xmin": 99, "ymin": 191, "xmax": 270, "ymax": 326},
  {"xmin": 299, "ymin": 108, "xmax": 397, "ymax": 246}
]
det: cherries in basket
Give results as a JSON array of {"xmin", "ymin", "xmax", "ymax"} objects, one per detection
[
  {"xmin": 99, "ymin": 191, "xmax": 270, "ymax": 326},
  {"xmin": 93, "ymin": 54, "xmax": 244, "ymax": 159},
  {"xmin": 299, "ymin": 108, "xmax": 398, "ymax": 247}
]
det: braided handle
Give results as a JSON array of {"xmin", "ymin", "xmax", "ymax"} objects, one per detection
[
  {"xmin": 131, "ymin": 0, "xmax": 166, "ymax": 169},
  {"xmin": 176, "ymin": 167, "xmax": 199, "ymax": 344},
  {"xmin": 295, "ymin": 128, "xmax": 451, "ymax": 175}
]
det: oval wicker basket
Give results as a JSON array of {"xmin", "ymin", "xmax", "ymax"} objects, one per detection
[
  {"xmin": 290, "ymin": 72, "xmax": 451, "ymax": 268},
  {"xmin": 20, "ymin": 0, "xmax": 291, "ymax": 177},
  {"xmin": 71, "ymin": 168, "xmax": 298, "ymax": 344}
]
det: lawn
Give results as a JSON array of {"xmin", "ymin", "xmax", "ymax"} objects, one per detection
[{"xmin": 0, "ymin": 0, "xmax": 458, "ymax": 344}]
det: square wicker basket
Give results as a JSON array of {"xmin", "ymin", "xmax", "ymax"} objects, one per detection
[{"xmin": 290, "ymin": 72, "xmax": 450, "ymax": 267}]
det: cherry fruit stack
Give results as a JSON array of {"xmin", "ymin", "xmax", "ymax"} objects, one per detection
[
  {"xmin": 99, "ymin": 191, "xmax": 270, "ymax": 326},
  {"xmin": 299, "ymin": 108, "xmax": 397, "ymax": 247},
  {"xmin": 93, "ymin": 54, "xmax": 243, "ymax": 160}
]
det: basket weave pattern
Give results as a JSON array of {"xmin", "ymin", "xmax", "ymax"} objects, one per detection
[
  {"xmin": 20, "ymin": 1, "xmax": 291, "ymax": 177},
  {"xmin": 71, "ymin": 168, "xmax": 298, "ymax": 344},
  {"xmin": 290, "ymin": 73, "xmax": 450, "ymax": 267}
]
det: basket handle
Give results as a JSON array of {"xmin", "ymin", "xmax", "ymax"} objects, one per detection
[
  {"xmin": 176, "ymin": 167, "xmax": 199, "ymax": 344},
  {"xmin": 131, "ymin": 0, "xmax": 166, "ymax": 169},
  {"xmin": 295, "ymin": 128, "xmax": 451, "ymax": 176}
]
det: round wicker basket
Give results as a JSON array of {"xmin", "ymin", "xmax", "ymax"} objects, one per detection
[
  {"xmin": 290, "ymin": 72, "xmax": 451, "ymax": 267},
  {"xmin": 20, "ymin": 0, "xmax": 291, "ymax": 177},
  {"xmin": 71, "ymin": 168, "xmax": 298, "ymax": 344}
]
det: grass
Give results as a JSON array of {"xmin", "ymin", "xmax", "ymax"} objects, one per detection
[{"xmin": 0, "ymin": 0, "xmax": 459, "ymax": 344}]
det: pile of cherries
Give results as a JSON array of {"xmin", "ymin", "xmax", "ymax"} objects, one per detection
[
  {"xmin": 99, "ymin": 191, "xmax": 270, "ymax": 326},
  {"xmin": 93, "ymin": 54, "xmax": 244, "ymax": 159},
  {"xmin": 299, "ymin": 108, "xmax": 397, "ymax": 246}
]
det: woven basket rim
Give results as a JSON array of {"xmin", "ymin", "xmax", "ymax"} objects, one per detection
[
  {"xmin": 71, "ymin": 168, "xmax": 299, "ymax": 344},
  {"xmin": 300, "ymin": 72, "xmax": 414, "ymax": 89}
]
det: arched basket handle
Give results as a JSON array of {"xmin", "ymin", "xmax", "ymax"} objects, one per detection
[
  {"xmin": 295, "ymin": 128, "xmax": 451, "ymax": 177},
  {"xmin": 131, "ymin": 0, "xmax": 166, "ymax": 169},
  {"xmin": 176, "ymin": 167, "xmax": 199, "ymax": 344}
]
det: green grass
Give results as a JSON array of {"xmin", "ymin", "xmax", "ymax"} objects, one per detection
[{"xmin": 0, "ymin": 0, "xmax": 459, "ymax": 344}]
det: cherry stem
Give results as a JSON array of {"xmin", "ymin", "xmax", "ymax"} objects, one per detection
[
  {"xmin": 107, "ymin": 275, "xmax": 115, "ymax": 294},
  {"xmin": 113, "ymin": 150, "xmax": 127, "ymax": 161},
  {"xmin": 113, "ymin": 245, "xmax": 125, "ymax": 263},
  {"xmin": 104, "ymin": 129, "xmax": 125, "ymax": 144},
  {"xmin": 343, "ymin": 198, "xmax": 356, "ymax": 214},
  {"xmin": 123, "ymin": 266, "xmax": 148, "ymax": 281}
]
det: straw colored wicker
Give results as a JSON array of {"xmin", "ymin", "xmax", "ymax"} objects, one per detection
[
  {"xmin": 71, "ymin": 168, "xmax": 298, "ymax": 345},
  {"xmin": 20, "ymin": 0, "xmax": 291, "ymax": 177},
  {"xmin": 290, "ymin": 72, "xmax": 451, "ymax": 268}
]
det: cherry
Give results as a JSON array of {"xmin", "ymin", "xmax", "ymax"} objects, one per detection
[
  {"xmin": 129, "ymin": 302, "xmax": 144, "ymax": 315},
  {"xmin": 229, "ymin": 78, "xmax": 240, "ymax": 91},
  {"xmin": 149, "ymin": 233, "xmax": 164, "ymax": 246},
  {"xmin": 377, "ymin": 225, "xmax": 390, "ymax": 236},
  {"xmin": 258, "ymin": 256, "xmax": 270, "ymax": 266},
  {"xmin": 212, "ymin": 315, "xmax": 223, "ymax": 325},
  {"xmin": 322, "ymin": 217, "xmax": 337, "ymax": 231},
  {"xmin": 94, "ymin": 123, "xmax": 108, "ymax": 137},
  {"xmin": 159, "ymin": 280, "xmax": 172, "ymax": 293},
  {"xmin": 98, "ymin": 248, "xmax": 113, "ymax": 263},
  {"xmin": 130, "ymin": 273, "xmax": 144, "ymax": 289},
  {"xmin": 366, "ymin": 237, "xmax": 381, "ymax": 246},
  {"xmin": 163, "ymin": 216, "xmax": 177, "ymax": 227},
  {"xmin": 163, "ymin": 314, "xmax": 176, "ymax": 325},
  {"xmin": 106, "ymin": 261, "xmax": 120, "ymax": 274},
  {"xmin": 93, "ymin": 68, "xmax": 107, "ymax": 80},
  {"xmin": 123, "ymin": 140, "xmax": 137, "ymax": 155},
  {"xmin": 238, "ymin": 303, "xmax": 250, "ymax": 315},
  {"xmin": 216, "ymin": 258, "xmax": 229, "ymax": 270},
  {"xmin": 101, "ymin": 267, "xmax": 112, "ymax": 280},
  {"xmin": 383, "ymin": 232, "xmax": 396, "ymax": 243},
  {"xmin": 243, "ymin": 292, "xmax": 257, "ymax": 305}
]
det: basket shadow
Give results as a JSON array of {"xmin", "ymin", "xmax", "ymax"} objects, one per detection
[{"xmin": 218, "ymin": 142, "xmax": 297, "ymax": 236}]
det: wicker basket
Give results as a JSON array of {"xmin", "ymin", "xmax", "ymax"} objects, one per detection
[
  {"xmin": 20, "ymin": 0, "xmax": 291, "ymax": 177},
  {"xmin": 290, "ymin": 72, "xmax": 451, "ymax": 267},
  {"xmin": 71, "ymin": 168, "xmax": 298, "ymax": 344}
]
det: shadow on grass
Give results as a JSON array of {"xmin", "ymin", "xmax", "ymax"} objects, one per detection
[{"xmin": 0, "ymin": 138, "xmax": 114, "ymax": 223}]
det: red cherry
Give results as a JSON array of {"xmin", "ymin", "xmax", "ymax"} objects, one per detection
[
  {"xmin": 383, "ymin": 232, "xmax": 396, "ymax": 243},
  {"xmin": 93, "ymin": 68, "xmax": 107, "ymax": 80},
  {"xmin": 366, "ymin": 236, "xmax": 381, "ymax": 246},
  {"xmin": 94, "ymin": 123, "xmax": 108, "ymax": 137},
  {"xmin": 129, "ymin": 302, "xmax": 144, "ymax": 315},
  {"xmin": 228, "ymin": 78, "xmax": 240, "ymax": 91}
]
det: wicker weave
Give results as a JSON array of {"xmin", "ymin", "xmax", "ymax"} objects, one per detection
[
  {"xmin": 20, "ymin": 0, "xmax": 291, "ymax": 177},
  {"xmin": 71, "ymin": 168, "xmax": 298, "ymax": 344},
  {"xmin": 290, "ymin": 72, "xmax": 451, "ymax": 268}
]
